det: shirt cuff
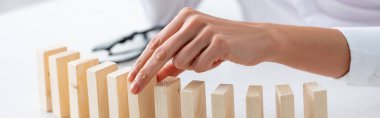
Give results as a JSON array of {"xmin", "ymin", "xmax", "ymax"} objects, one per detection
[{"xmin": 336, "ymin": 27, "xmax": 380, "ymax": 87}]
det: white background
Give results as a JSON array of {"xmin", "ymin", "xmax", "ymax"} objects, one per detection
[{"xmin": 0, "ymin": 0, "xmax": 379, "ymax": 117}]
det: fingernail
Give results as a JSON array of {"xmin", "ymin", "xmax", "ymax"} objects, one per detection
[
  {"xmin": 127, "ymin": 72, "xmax": 134, "ymax": 82},
  {"xmin": 130, "ymin": 81, "xmax": 140, "ymax": 94}
]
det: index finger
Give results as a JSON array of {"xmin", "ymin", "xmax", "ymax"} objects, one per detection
[
  {"xmin": 129, "ymin": 11, "xmax": 206, "ymax": 94},
  {"xmin": 127, "ymin": 8, "xmax": 195, "ymax": 83}
]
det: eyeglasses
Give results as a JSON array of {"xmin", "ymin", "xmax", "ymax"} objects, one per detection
[{"xmin": 92, "ymin": 25, "xmax": 165, "ymax": 63}]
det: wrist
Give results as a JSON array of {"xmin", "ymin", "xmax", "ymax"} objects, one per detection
[{"xmin": 258, "ymin": 23, "xmax": 289, "ymax": 63}]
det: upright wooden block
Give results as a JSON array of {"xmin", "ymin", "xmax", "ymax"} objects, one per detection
[
  {"xmin": 68, "ymin": 58, "xmax": 99, "ymax": 118},
  {"xmin": 275, "ymin": 84, "xmax": 294, "ymax": 118},
  {"xmin": 154, "ymin": 76, "xmax": 181, "ymax": 118},
  {"xmin": 107, "ymin": 67, "xmax": 131, "ymax": 118},
  {"xmin": 87, "ymin": 61, "xmax": 118, "ymax": 118},
  {"xmin": 246, "ymin": 85, "xmax": 263, "ymax": 118},
  {"xmin": 49, "ymin": 50, "xmax": 80, "ymax": 118},
  {"xmin": 127, "ymin": 76, "xmax": 157, "ymax": 118},
  {"xmin": 181, "ymin": 80, "xmax": 207, "ymax": 118},
  {"xmin": 212, "ymin": 84, "xmax": 235, "ymax": 118},
  {"xmin": 303, "ymin": 82, "xmax": 327, "ymax": 118},
  {"xmin": 37, "ymin": 45, "xmax": 67, "ymax": 112}
]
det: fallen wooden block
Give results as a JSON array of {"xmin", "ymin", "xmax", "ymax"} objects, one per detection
[
  {"xmin": 127, "ymin": 76, "xmax": 157, "ymax": 118},
  {"xmin": 49, "ymin": 50, "xmax": 80, "ymax": 118},
  {"xmin": 107, "ymin": 67, "xmax": 131, "ymax": 118},
  {"xmin": 212, "ymin": 84, "xmax": 235, "ymax": 118},
  {"xmin": 181, "ymin": 80, "xmax": 207, "ymax": 118},
  {"xmin": 246, "ymin": 85, "xmax": 263, "ymax": 118},
  {"xmin": 275, "ymin": 84, "xmax": 294, "ymax": 118},
  {"xmin": 68, "ymin": 57, "xmax": 99, "ymax": 118},
  {"xmin": 37, "ymin": 45, "xmax": 67, "ymax": 112},
  {"xmin": 87, "ymin": 61, "xmax": 118, "ymax": 118},
  {"xmin": 303, "ymin": 82, "xmax": 327, "ymax": 118},
  {"xmin": 154, "ymin": 76, "xmax": 181, "ymax": 118}
]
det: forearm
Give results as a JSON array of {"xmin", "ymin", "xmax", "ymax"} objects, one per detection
[{"xmin": 268, "ymin": 24, "xmax": 350, "ymax": 78}]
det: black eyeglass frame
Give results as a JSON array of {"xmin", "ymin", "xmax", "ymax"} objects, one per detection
[{"xmin": 92, "ymin": 25, "xmax": 165, "ymax": 63}]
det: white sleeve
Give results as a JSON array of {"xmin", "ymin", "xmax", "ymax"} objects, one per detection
[
  {"xmin": 337, "ymin": 27, "xmax": 380, "ymax": 87},
  {"xmin": 140, "ymin": 0, "xmax": 201, "ymax": 26}
]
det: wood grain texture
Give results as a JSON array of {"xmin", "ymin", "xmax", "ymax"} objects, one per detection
[
  {"xmin": 68, "ymin": 58, "xmax": 99, "ymax": 118},
  {"xmin": 49, "ymin": 50, "xmax": 80, "ymax": 118},
  {"xmin": 246, "ymin": 85, "xmax": 263, "ymax": 118},
  {"xmin": 37, "ymin": 45, "xmax": 67, "ymax": 112},
  {"xmin": 107, "ymin": 67, "xmax": 131, "ymax": 118},
  {"xmin": 212, "ymin": 84, "xmax": 234, "ymax": 118},
  {"xmin": 303, "ymin": 82, "xmax": 327, "ymax": 118},
  {"xmin": 275, "ymin": 84, "xmax": 294, "ymax": 118},
  {"xmin": 181, "ymin": 80, "xmax": 207, "ymax": 118},
  {"xmin": 154, "ymin": 76, "xmax": 181, "ymax": 118},
  {"xmin": 127, "ymin": 76, "xmax": 157, "ymax": 118},
  {"xmin": 87, "ymin": 61, "xmax": 117, "ymax": 118}
]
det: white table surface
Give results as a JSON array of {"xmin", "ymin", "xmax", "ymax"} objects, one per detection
[{"xmin": 0, "ymin": 0, "xmax": 380, "ymax": 117}]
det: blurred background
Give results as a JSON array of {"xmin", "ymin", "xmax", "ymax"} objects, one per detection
[
  {"xmin": 0, "ymin": 0, "xmax": 379, "ymax": 118},
  {"xmin": 0, "ymin": 0, "xmax": 47, "ymax": 13}
]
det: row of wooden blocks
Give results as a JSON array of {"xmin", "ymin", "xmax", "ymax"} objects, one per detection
[{"xmin": 37, "ymin": 45, "xmax": 327, "ymax": 118}]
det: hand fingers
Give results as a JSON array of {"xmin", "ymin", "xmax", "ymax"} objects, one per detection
[
  {"xmin": 128, "ymin": 8, "xmax": 195, "ymax": 83},
  {"xmin": 172, "ymin": 25, "xmax": 213, "ymax": 69},
  {"xmin": 157, "ymin": 61, "xmax": 185, "ymax": 81},
  {"xmin": 192, "ymin": 35, "xmax": 228, "ymax": 72},
  {"xmin": 130, "ymin": 25, "xmax": 198, "ymax": 94},
  {"xmin": 130, "ymin": 11, "xmax": 207, "ymax": 94}
]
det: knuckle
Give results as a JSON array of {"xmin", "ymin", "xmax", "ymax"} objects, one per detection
[
  {"xmin": 191, "ymin": 14, "xmax": 204, "ymax": 24},
  {"xmin": 148, "ymin": 35, "xmax": 162, "ymax": 50},
  {"xmin": 179, "ymin": 7, "xmax": 195, "ymax": 17},
  {"xmin": 136, "ymin": 71, "xmax": 148, "ymax": 81},
  {"xmin": 211, "ymin": 35, "xmax": 226, "ymax": 48},
  {"xmin": 134, "ymin": 59, "xmax": 144, "ymax": 68},
  {"xmin": 202, "ymin": 25, "xmax": 214, "ymax": 35},
  {"xmin": 154, "ymin": 47, "xmax": 168, "ymax": 61}
]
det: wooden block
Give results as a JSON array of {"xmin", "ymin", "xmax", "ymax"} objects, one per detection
[
  {"xmin": 87, "ymin": 61, "xmax": 118, "ymax": 118},
  {"xmin": 212, "ymin": 84, "xmax": 234, "ymax": 118},
  {"xmin": 127, "ymin": 76, "xmax": 157, "ymax": 118},
  {"xmin": 154, "ymin": 76, "xmax": 181, "ymax": 118},
  {"xmin": 246, "ymin": 85, "xmax": 263, "ymax": 118},
  {"xmin": 68, "ymin": 58, "xmax": 99, "ymax": 118},
  {"xmin": 107, "ymin": 67, "xmax": 131, "ymax": 118},
  {"xmin": 49, "ymin": 50, "xmax": 80, "ymax": 118},
  {"xmin": 275, "ymin": 84, "xmax": 294, "ymax": 118},
  {"xmin": 37, "ymin": 45, "xmax": 67, "ymax": 112},
  {"xmin": 303, "ymin": 82, "xmax": 327, "ymax": 118},
  {"xmin": 180, "ymin": 80, "xmax": 207, "ymax": 118}
]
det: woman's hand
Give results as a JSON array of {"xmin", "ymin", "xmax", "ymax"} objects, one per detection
[
  {"xmin": 127, "ymin": 8, "xmax": 279, "ymax": 94},
  {"xmin": 128, "ymin": 8, "xmax": 350, "ymax": 94}
]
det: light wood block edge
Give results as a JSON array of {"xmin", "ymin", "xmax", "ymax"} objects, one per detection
[
  {"xmin": 246, "ymin": 85, "xmax": 263, "ymax": 118},
  {"xmin": 87, "ymin": 61, "xmax": 118, "ymax": 118},
  {"xmin": 275, "ymin": 84, "xmax": 294, "ymax": 118},
  {"xmin": 49, "ymin": 50, "xmax": 80, "ymax": 118},
  {"xmin": 154, "ymin": 76, "xmax": 181, "ymax": 118},
  {"xmin": 107, "ymin": 67, "xmax": 131, "ymax": 118},
  {"xmin": 37, "ymin": 45, "xmax": 67, "ymax": 112},
  {"xmin": 127, "ymin": 76, "xmax": 157, "ymax": 118},
  {"xmin": 212, "ymin": 84, "xmax": 235, "ymax": 118},
  {"xmin": 68, "ymin": 57, "xmax": 99, "ymax": 118},
  {"xmin": 303, "ymin": 82, "xmax": 327, "ymax": 118},
  {"xmin": 181, "ymin": 80, "xmax": 207, "ymax": 118}
]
